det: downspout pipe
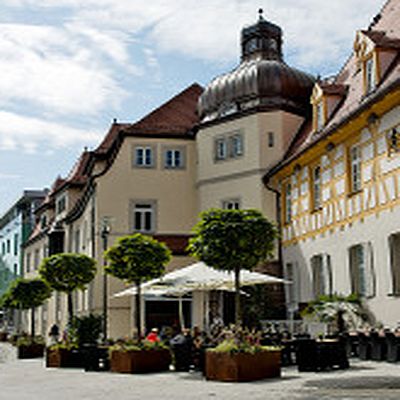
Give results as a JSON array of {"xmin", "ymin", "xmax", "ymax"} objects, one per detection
[{"xmin": 264, "ymin": 178, "xmax": 283, "ymax": 276}]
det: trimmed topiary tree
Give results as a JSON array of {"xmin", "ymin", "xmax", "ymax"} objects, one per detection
[
  {"xmin": 188, "ymin": 209, "xmax": 278, "ymax": 325},
  {"xmin": 104, "ymin": 233, "xmax": 171, "ymax": 341},
  {"xmin": 2, "ymin": 278, "xmax": 51, "ymax": 337},
  {"xmin": 39, "ymin": 253, "xmax": 97, "ymax": 324}
]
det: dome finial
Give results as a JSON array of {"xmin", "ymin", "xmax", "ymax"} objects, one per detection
[{"xmin": 258, "ymin": 8, "xmax": 264, "ymax": 21}]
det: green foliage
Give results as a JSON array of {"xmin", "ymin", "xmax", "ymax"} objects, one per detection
[
  {"xmin": 104, "ymin": 233, "xmax": 171, "ymax": 284},
  {"xmin": 48, "ymin": 341, "xmax": 78, "ymax": 351},
  {"xmin": 70, "ymin": 314, "xmax": 103, "ymax": 346},
  {"xmin": 109, "ymin": 339, "xmax": 169, "ymax": 353},
  {"xmin": 209, "ymin": 325, "xmax": 280, "ymax": 354},
  {"xmin": 16, "ymin": 335, "xmax": 45, "ymax": 347},
  {"xmin": 242, "ymin": 285, "xmax": 286, "ymax": 328},
  {"xmin": 188, "ymin": 209, "xmax": 278, "ymax": 272},
  {"xmin": 39, "ymin": 253, "xmax": 96, "ymax": 294},
  {"xmin": 0, "ymin": 289, "xmax": 16, "ymax": 309},
  {"xmin": 2, "ymin": 278, "xmax": 51, "ymax": 310},
  {"xmin": 301, "ymin": 293, "xmax": 372, "ymax": 331},
  {"xmin": 211, "ymin": 340, "xmax": 280, "ymax": 354},
  {"xmin": 189, "ymin": 209, "xmax": 278, "ymax": 324}
]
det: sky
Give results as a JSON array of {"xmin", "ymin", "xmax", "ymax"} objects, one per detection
[{"xmin": 0, "ymin": 0, "xmax": 387, "ymax": 214}]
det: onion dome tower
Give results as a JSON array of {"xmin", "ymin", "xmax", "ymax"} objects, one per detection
[{"xmin": 198, "ymin": 10, "xmax": 315, "ymax": 123}]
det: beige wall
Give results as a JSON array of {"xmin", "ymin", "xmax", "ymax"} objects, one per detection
[
  {"xmin": 197, "ymin": 111, "xmax": 303, "ymax": 221},
  {"xmin": 96, "ymin": 137, "xmax": 198, "ymax": 235},
  {"xmin": 83, "ymin": 136, "xmax": 199, "ymax": 338}
]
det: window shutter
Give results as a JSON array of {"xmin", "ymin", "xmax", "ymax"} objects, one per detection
[
  {"xmin": 284, "ymin": 262, "xmax": 299, "ymax": 311},
  {"xmin": 322, "ymin": 254, "xmax": 333, "ymax": 296},
  {"xmin": 364, "ymin": 242, "xmax": 376, "ymax": 298},
  {"xmin": 349, "ymin": 247, "xmax": 357, "ymax": 295},
  {"xmin": 293, "ymin": 261, "xmax": 300, "ymax": 307}
]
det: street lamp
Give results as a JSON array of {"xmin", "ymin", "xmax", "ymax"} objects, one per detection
[{"xmin": 101, "ymin": 217, "xmax": 112, "ymax": 342}]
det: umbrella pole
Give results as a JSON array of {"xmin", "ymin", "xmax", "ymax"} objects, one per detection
[{"xmin": 178, "ymin": 296, "xmax": 185, "ymax": 330}]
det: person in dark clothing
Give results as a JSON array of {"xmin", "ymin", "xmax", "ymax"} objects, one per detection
[{"xmin": 170, "ymin": 328, "xmax": 193, "ymax": 371}]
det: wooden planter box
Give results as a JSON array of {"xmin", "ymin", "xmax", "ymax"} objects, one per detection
[
  {"xmin": 110, "ymin": 349, "xmax": 171, "ymax": 374},
  {"xmin": 205, "ymin": 350, "xmax": 281, "ymax": 382},
  {"xmin": 46, "ymin": 348, "xmax": 84, "ymax": 368},
  {"xmin": 17, "ymin": 344, "xmax": 45, "ymax": 359},
  {"xmin": 0, "ymin": 332, "xmax": 8, "ymax": 342}
]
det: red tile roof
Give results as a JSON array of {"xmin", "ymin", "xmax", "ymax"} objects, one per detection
[
  {"xmin": 124, "ymin": 83, "xmax": 203, "ymax": 137},
  {"xmin": 266, "ymin": 0, "xmax": 400, "ymax": 178},
  {"xmin": 94, "ymin": 122, "xmax": 131, "ymax": 155}
]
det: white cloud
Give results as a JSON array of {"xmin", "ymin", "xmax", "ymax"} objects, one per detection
[
  {"xmin": 0, "ymin": 0, "xmax": 387, "ymax": 153},
  {"xmin": 0, "ymin": 172, "xmax": 21, "ymax": 180},
  {"xmin": 1, "ymin": 0, "xmax": 386, "ymax": 74},
  {"xmin": 0, "ymin": 111, "xmax": 102, "ymax": 152},
  {"xmin": 5, "ymin": 0, "xmax": 384, "ymax": 69},
  {"xmin": 0, "ymin": 23, "xmax": 131, "ymax": 116}
]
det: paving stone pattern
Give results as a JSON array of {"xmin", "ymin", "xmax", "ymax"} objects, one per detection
[{"xmin": 1, "ymin": 343, "xmax": 400, "ymax": 399}]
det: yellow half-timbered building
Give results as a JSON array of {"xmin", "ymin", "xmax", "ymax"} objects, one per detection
[{"xmin": 265, "ymin": 0, "xmax": 400, "ymax": 327}]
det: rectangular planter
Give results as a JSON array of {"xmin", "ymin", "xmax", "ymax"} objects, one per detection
[
  {"xmin": 0, "ymin": 332, "xmax": 8, "ymax": 342},
  {"xmin": 46, "ymin": 348, "xmax": 84, "ymax": 368},
  {"xmin": 18, "ymin": 344, "xmax": 45, "ymax": 359},
  {"xmin": 110, "ymin": 349, "xmax": 171, "ymax": 374},
  {"xmin": 205, "ymin": 350, "xmax": 281, "ymax": 382}
]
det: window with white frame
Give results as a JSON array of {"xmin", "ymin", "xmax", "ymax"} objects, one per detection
[
  {"xmin": 349, "ymin": 243, "xmax": 375, "ymax": 297},
  {"xmin": 312, "ymin": 166, "xmax": 322, "ymax": 210},
  {"xmin": 222, "ymin": 199, "xmax": 240, "ymax": 210},
  {"xmin": 285, "ymin": 182, "xmax": 292, "ymax": 224},
  {"xmin": 350, "ymin": 145, "xmax": 362, "ymax": 192},
  {"xmin": 230, "ymin": 134, "xmax": 243, "ymax": 157},
  {"xmin": 215, "ymin": 138, "xmax": 227, "ymax": 160},
  {"xmin": 56, "ymin": 196, "xmax": 66, "ymax": 214},
  {"xmin": 165, "ymin": 149, "xmax": 183, "ymax": 169},
  {"xmin": 311, "ymin": 254, "xmax": 332, "ymax": 298},
  {"xmin": 135, "ymin": 146, "xmax": 153, "ymax": 167},
  {"xmin": 133, "ymin": 203, "xmax": 155, "ymax": 233},
  {"xmin": 365, "ymin": 57, "xmax": 375, "ymax": 94},
  {"xmin": 389, "ymin": 233, "xmax": 400, "ymax": 296}
]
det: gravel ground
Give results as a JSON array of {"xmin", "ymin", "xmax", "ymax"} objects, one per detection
[{"xmin": 1, "ymin": 343, "xmax": 400, "ymax": 400}]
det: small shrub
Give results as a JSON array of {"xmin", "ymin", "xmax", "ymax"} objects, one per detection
[{"xmin": 16, "ymin": 335, "xmax": 45, "ymax": 347}]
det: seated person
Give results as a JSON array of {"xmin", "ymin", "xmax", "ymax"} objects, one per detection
[{"xmin": 146, "ymin": 328, "xmax": 160, "ymax": 342}]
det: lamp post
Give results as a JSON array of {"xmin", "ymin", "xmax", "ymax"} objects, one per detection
[{"xmin": 101, "ymin": 217, "xmax": 111, "ymax": 342}]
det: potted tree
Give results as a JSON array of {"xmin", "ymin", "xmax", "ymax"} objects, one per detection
[
  {"xmin": 2, "ymin": 278, "xmax": 51, "ymax": 359},
  {"xmin": 39, "ymin": 253, "xmax": 96, "ymax": 368},
  {"xmin": 105, "ymin": 233, "xmax": 172, "ymax": 373},
  {"xmin": 188, "ymin": 209, "xmax": 280, "ymax": 382},
  {"xmin": 46, "ymin": 314, "xmax": 104, "ymax": 369}
]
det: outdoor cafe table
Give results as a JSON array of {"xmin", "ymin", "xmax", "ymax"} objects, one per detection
[{"xmin": 296, "ymin": 338, "xmax": 349, "ymax": 372}]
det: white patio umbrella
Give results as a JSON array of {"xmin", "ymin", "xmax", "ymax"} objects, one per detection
[
  {"xmin": 114, "ymin": 261, "xmax": 288, "ymax": 297},
  {"xmin": 114, "ymin": 262, "xmax": 289, "ymax": 329}
]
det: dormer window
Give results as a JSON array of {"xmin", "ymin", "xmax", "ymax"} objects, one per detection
[
  {"xmin": 316, "ymin": 101, "xmax": 325, "ymax": 131},
  {"xmin": 365, "ymin": 57, "xmax": 375, "ymax": 94}
]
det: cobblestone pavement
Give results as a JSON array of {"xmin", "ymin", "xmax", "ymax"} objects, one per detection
[{"xmin": 1, "ymin": 343, "xmax": 400, "ymax": 400}]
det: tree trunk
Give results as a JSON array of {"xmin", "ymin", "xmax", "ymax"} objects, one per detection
[
  {"xmin": 234, "ymin": 266, "xmax": 241, "ymax": 326},
  {"xmin": 67, "ymin": 292, "xmax": 74, "ymax": 325},
  {"xmin": 135, "ymin": 282, "xmax": 141, "ymax": 343},
  {"xmin": 31, "ymin": 307, "xmax": 35, "ymax": 338}
]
